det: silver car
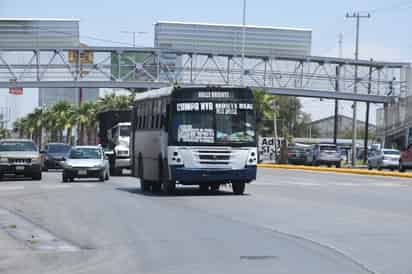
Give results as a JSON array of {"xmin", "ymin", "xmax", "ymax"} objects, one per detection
[
  {"xmin": 368, "ymin": 149, "xmax": 400, "ymax": 171},
  {"xmin": 61, "ymin": 146, "xmax": 110, "ymax": 182}
]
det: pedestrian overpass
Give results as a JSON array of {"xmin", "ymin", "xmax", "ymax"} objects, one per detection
[{"xmin": 0, "ymin": 47, "xmax": 409, "ymax": 103}]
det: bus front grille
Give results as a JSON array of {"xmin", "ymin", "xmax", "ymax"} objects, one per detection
[{"xmin": 195, "ymin": 150, "xmax": 232, "ymax": 165}]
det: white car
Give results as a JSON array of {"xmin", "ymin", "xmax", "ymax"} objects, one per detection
[
  {"xmin": 61, "ymin": 146, "xmax": 110, "ymax": 182},
  {"xmin": 368, "ymin": 149, "xmax": 400, "ymax": 171}
]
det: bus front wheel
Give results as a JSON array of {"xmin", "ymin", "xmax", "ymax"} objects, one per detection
[{"xmin": 232, "ymin": 182, "xmax": 245, "ymax": 195}]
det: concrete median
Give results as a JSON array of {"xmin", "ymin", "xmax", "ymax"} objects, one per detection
[{"xmin": 257, "ymin": 163, "xmax": 412, "ymax": 178}]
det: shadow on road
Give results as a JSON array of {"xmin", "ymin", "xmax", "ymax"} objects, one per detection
[{"xmin": 116, "ymin": 186, "xmax": 249, "ymax": 197}]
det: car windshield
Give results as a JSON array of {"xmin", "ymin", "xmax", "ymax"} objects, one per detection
[
  {"xmin": 69, "ymin": 148, "xmax": 102, "ymax": 159},
  {"xmin": 0, "ymin": 141, "xmax": 36, "ymax": 151},
  {"xmin": 48, "ymin": 144, "xmax": 71, "ymax": 153},
  {"xmin": 383, "ymin": 150, "xmax": 400, "ymax": 155},
  {"xmin": 320, "ymin": 145, "xmax": 337, "ymax": 151},
  {"xmin": 173, "ymin": 102, "xmax": 255, "ymax": 145},
  {"xmin": 119, "ymin": 126, "xmax": 130, "ymax": 137}
]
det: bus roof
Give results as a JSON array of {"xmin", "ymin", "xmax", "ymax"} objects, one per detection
[{"xmin": 134, "ymin": 86, "xmax": 174, "ymax": 102}]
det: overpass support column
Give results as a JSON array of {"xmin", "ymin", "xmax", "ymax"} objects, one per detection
[
  {"xmin": 333, "ymin": 65, "xmax": 341, "ymax": 144},
  {"xmin": 363, "ymin": 59, "xmax": 373, "ymax": 163}
]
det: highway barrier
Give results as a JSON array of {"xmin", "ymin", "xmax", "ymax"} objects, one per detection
[{"xmin": 257, "ymin": 164, "xmax": 412, "ymax": 179}]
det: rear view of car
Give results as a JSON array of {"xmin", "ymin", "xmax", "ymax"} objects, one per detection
[
  {"xmin": 61, "ymin": 146, "xmax": 109, "ymax": 182},
  {"xmin": 368, "ymin": 149, "xmax": 400, "ymax": 171},
  {"xmin": 312, "ymin": 144, "xmax": 341, "ymax": 168},
  {"xmin": 0, "ymin": 139, "xmax": 42, "ymax": 180},
  {"xmin": 287, "ymin": 146, "xmax": 307, "ymax": 165},
  {"xmin": 41, "ymin": 143, "xmax": 71, "ymax": 171}
]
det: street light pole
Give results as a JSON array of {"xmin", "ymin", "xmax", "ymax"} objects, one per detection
[
  {"xmin": 121, "ymin": 31, "xmax": 148, "ymax": 47},
  {"xmin": 346, "ymin": 12, "xmax": 370, "ymax": 166},
  {"xmin": 241, "ymin": 0, "xmax": 246, "ymax": 87}
]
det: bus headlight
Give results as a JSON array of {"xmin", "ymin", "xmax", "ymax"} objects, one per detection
[
  {"xmin": 246, "ymin": 148, "xmax": 257, "ymax": 166},
  {"xmin": 169, "ymin": 149, "xmax": 184, "ymax": 166}
]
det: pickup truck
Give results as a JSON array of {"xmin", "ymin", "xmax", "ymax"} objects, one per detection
[
  {"xmin": 0, "ymin": 139, "xmax": 42, "ymax": 180},
  {"xmin": 399, "ymin": 144, "xmax": 412, "ymax": 172}
]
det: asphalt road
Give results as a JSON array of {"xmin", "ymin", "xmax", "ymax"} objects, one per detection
[{"xmin": 0, "ymin": 169, "xmax": 411, "ymax": 274}]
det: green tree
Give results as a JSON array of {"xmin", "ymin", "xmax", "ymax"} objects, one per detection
[{"xmin": 253, "ymin": 89, "xmax": 314, "ymax": 139}]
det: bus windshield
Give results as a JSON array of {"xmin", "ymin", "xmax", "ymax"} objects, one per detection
[{"xmin": 172, "ymin": 102, "xmax": 255, "ymax": 145}]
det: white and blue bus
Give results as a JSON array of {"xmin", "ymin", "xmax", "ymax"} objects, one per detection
[{"xmin": 131, "ymin": 86, "xmax": 257, "ymax": 194}]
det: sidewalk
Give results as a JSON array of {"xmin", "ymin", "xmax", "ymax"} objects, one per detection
[{"xmin": 257, "ymin": 163, "xmax": 412, "ymax": 179}]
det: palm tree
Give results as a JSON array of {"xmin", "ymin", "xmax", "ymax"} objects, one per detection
[
  {"xmin": 77, "ymin": 101, "xmax": 98, "ymax": 145},
  {"xmin": 253, "ymin": 89, "xmax": 276, "ymax": 135},
  {"xmin": 97, "ymin": 94, "xmax": 133, "ymax": 112},
  {"xmin": 50, "ymin": 101, "xmax": 75, "ymax": 142}
]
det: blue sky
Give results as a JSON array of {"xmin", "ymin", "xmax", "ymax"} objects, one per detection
[
  {"xmin": 1, "ymin": 0, "xmax": 411, "ymax": 61},
  {"xmin": 0, "ymin": 0, "xmax": 411, "ymax": 125}
]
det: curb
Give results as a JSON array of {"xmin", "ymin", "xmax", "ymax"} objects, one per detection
[{"xmin": 257, "ymin": 164, "xmax": 412, "ymax": 179}]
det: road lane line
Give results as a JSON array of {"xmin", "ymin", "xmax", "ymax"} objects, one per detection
[
  {"xmin": 0, "ymin": 186, "xmax": 25, "ymax": 191},
  {"xmin": 40, "ymin": 185, "xmax": 71, "ymax": 190}
]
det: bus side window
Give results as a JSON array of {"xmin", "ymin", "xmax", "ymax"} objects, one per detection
[{"xmin": 164, "ymin": 104, "xmax": 170, "ymax": 132}]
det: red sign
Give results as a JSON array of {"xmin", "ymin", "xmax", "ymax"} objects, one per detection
[
  {"xmin": 9, "ymin": 79, "xmax": 23, "ymax": 95},
  {"xmin": 9, "ymin": 87, "xmax": 23, "ymax": 95}
]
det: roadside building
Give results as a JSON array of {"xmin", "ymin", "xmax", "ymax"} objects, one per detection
[{"xmin": 307, "ymin": 114, "xmax": 376, "ymax": 139}]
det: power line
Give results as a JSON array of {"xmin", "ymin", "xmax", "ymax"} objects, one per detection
[{"xmin": 368, "ymin": 0, "xmax": 412, "ymax": 13}]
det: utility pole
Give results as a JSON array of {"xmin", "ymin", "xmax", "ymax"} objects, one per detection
[
  {"xmin": 333, "ymin": 33, "xmax": 342, "ymax": 145},
  {"xmin": 346, "ymin": 12, "xmax": 370, "ymax": 167},
  {"xmin": 364, "ymin": 59, "xmax": 373, "ymax": 164},
  {"xmin": 121, "ymin": 31, "xmax": 148, "ymax": 47},
  {"xmin": 240, "ymin": 0, "xmax": 246, "ymax": 87},
  {"xmin": 338, "ymin": 32, "xmax": 343, "ymax": 58}
]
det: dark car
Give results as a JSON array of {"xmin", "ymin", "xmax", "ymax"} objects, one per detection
[
  {"xmin": 287, "ymin": 146, "xmax": 308, "ymax": 165},
  {"xmin": 41, "ymin": 143, "xmax": 71, "ymax": 171}
]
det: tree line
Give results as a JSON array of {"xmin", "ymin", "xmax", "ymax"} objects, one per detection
[
  {"xmin": 9, "ymin": 89, "xmax": 315, "ymax": 146},
  {"xmin": 13, "ymin": 94, "xmax": 133, "ymax": 147}
]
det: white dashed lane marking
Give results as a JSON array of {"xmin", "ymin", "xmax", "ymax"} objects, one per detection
[
  {"xmin": 0, "ymin": 186, "xmax": 25, "ymax": 191},
  {"xmin": 0, "ymin": 183, "xmax": 98, "ymax": 192}
]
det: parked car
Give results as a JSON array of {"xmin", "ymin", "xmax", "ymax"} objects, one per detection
[
  {"xmin": 41, "ymin": 143, "xmax": 71, "ymax": 171},
  {"xmin": 287, "ymin": 145, "xmax": 307, "ymax": 165},
  {"xmin": 368, "ymin": 149, "xmax": 400, "ymax": 171},
  {"xmin": 307, "ymin": 144, "xmax": 341, "ymax": 168},
  {"xmin": 0, "ymin": 139, "xmax": 42, "ymax": 180},
  {"xmin": 61, "ymin": 146, "xmax": 110, "ymax": 182},
  {"xmin": 399, "ymin": 144, "xmax": 412, "ymax": 172}
]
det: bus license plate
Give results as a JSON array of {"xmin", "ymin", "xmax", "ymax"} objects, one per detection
[
  {"xmin": 78, "ymin": 169, "xmax": 87, "ymax": 175},
  {"xmin": 15, "ymin": 166, "xmax": 25, "ymax": 171}
]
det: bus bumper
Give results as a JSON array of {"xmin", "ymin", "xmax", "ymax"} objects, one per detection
[{"xmin": 170, "ymin": 166, "xmax": 257, "ymax": 184}]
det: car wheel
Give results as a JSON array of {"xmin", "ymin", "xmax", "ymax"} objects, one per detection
[
  {"xmin": 152, "ymin": 183, "xmax": 161, "ymax": 192},
  {"xmin": 399, "ymin": 162, "xmax": 406, "ymax": 172},
  {"xmin": 62, "ymin": 175, "xmax": 68, "ymax": 183},
  {"xmin": 99, "ymin": 172, "xmax": 105, "ymax": 182},
  {"xmin": 105, "ymin": 171, "xmax": 109, "ymax": 181},
  {"xmin": 32, "ymin": 172, "xmax": 42, "ymax": 181},
  {"xmin": 112, "ymin": 167, "xmax": 122, "ymax": 176},
  {"xmin": 199, "ymin": 184, "xmax": 209, "ymax": 193},
  {"xmin": 232, "ymin": 182, "xmax": 245, "ymax": 195}
]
